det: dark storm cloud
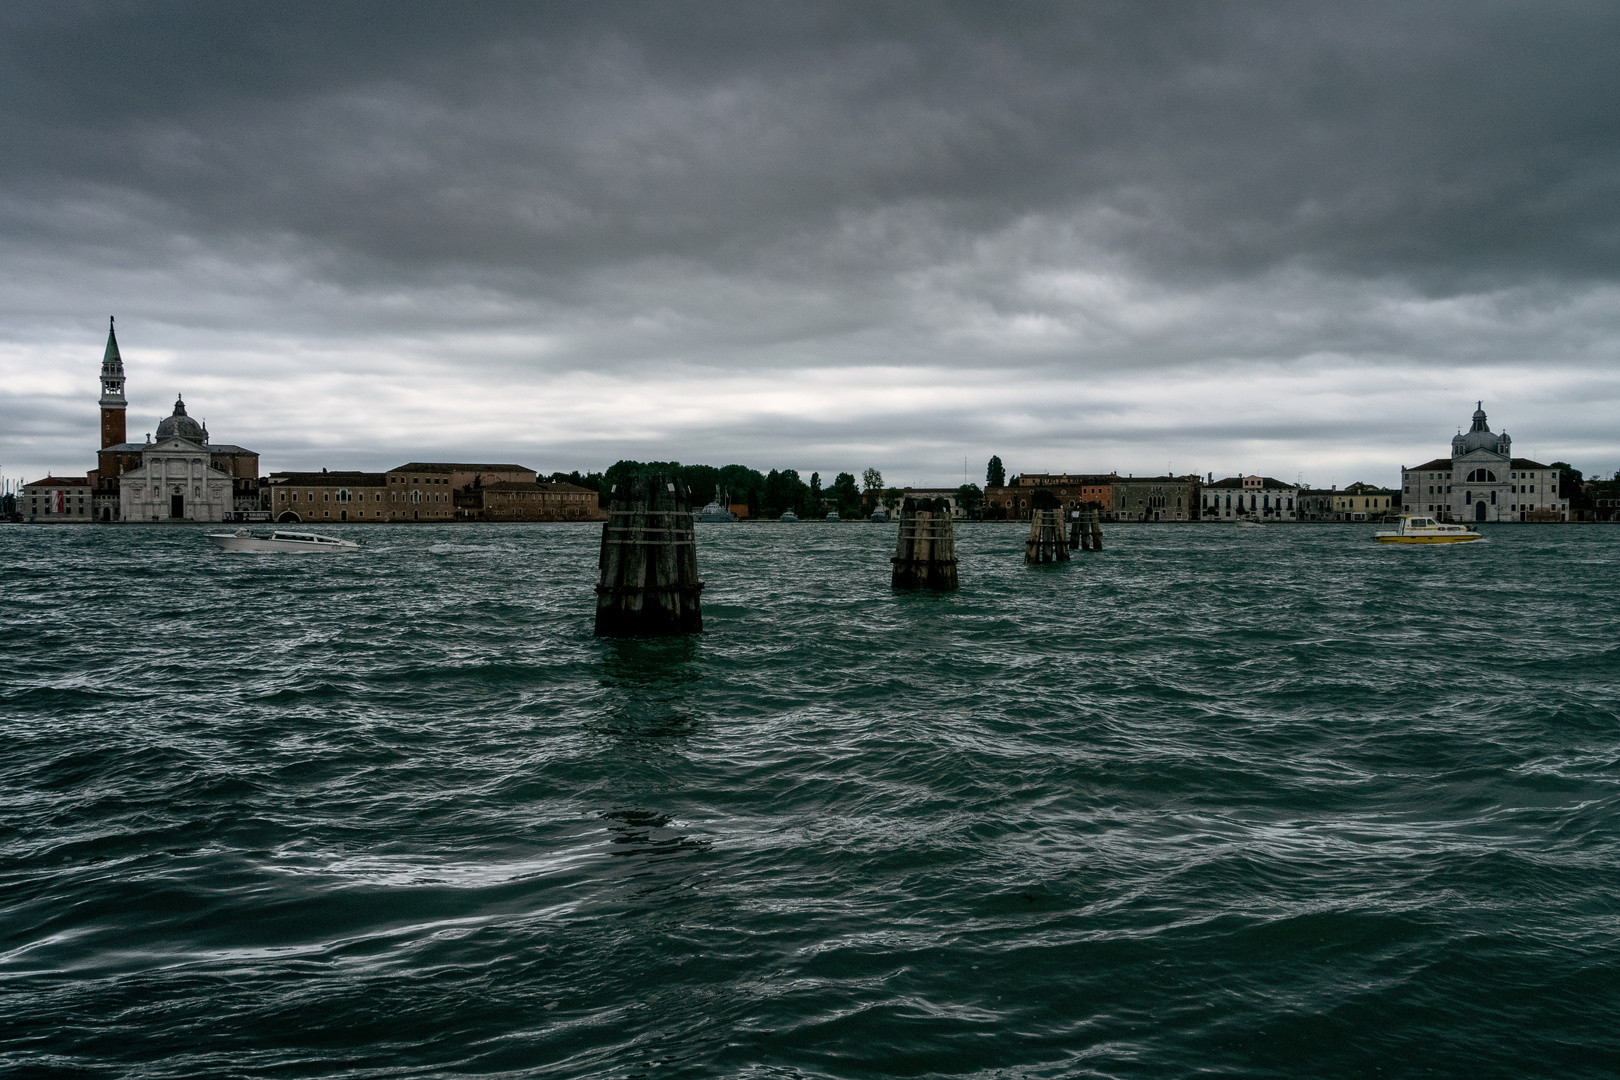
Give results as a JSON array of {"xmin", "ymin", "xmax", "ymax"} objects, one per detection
[
  {"xmin": 7, "ymin": 2, "xmax": 1619, "ymax": 287},
  {"xmin": 2, "ymin": 2, "xmax": 1618, "ymax": 481}
]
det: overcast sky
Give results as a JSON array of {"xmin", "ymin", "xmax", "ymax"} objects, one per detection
[{"xmin": 3, "ymin": 1, "xmax": 1617, "ymax": 488}]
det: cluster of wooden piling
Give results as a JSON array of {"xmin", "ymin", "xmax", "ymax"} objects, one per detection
[
  {"xmin": 593, "ymin": 483, "xmax": 1108, "ymax": 634},
  {"xmin": 891, "ymin": 497, "xmax": 958, "ymax": 590},
  {"xmin": 594, "ymin": 474, "xmax": 704, "ymax": 637},
  {"xmin": 1069, "ymin": 510, "xmax": 1104, "ymax": 551}
]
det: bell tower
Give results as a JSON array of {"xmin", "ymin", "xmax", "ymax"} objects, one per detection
[{"xmin": 99, "ymin": 316, "xmax": 127, "ymax": 448}]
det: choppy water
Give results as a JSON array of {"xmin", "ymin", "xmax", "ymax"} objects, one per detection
[{"xmin": 2, "ymin": 521, "xmax": 1618, "ymax": 1078}]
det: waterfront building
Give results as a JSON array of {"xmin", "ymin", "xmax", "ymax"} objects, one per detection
[
  {"xmin": 1295, "ymin": 489, "xmax": 1337, "ymax": 522},
  {"xmin": 384, "ymin": 463, "xmax": 536, "ymax": 522},
  {"xmin": 266, "ymin": 471, "xmax": 390, "ymax": 522},
  {"xmin": 21, "ymin": 476, "xmax": 93, "ymax": 522},
  {"xmin": 888, "ymin": 488, "xmax": 969, "ymax": 520},
  {"xmin": 1334, "ymin": 482, "xmax": 1398, "ymax": 521},
  {"xmin": 985, "ymin": 473, "xmax": 1116, "ymax": 520},
  {"xmin": 119, "ymin": 397, "xmax": 250, "ymax": 522},
  {"xmin": 1201, "ymin": 475, "xmax": 1299, "ymax": 521},
  {"xmin": 264, "ymin": 463, "xmax": 598, "ymax": 522},
  {"xmin": 1587, "ymin": 476, "xmax": 1620, "ymax": 522},
  {"xmin": 1401, "ymin": 404, "xmax": 1568, "ymax": 523},
  {"xmin": 1113, "ymin": 475, "xmax": 1200, "ymax": 522},
  {"xmin": 457, "ymin": 480, "xmax": 605, "ymax": 521}
]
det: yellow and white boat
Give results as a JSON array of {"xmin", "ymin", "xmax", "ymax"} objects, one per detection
[{"xmin": 1373, "ymin": 515, "xmax": 1482, "ymax": 544}]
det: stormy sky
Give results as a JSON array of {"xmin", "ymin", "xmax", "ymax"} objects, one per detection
[{"xmin": 3, "ymin": 1, "xmax": 1618, "ymax": 488}]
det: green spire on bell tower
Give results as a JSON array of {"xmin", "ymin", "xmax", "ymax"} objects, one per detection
[{"xmin": 99, "ymin": 316, "xmax": 128, "ymax": 449}]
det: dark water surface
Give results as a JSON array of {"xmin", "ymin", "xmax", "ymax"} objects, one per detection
[{"xmin": 2, "ymin": 522, "xmax": 1618, "ymax": 1078}]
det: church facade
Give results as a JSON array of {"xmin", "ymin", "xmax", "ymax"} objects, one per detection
[
  {"xmin": 81, "ymin": 319, "xmax": 263, "ymax": 522},
  {"xmin": 118, "ymin": 397, "xmax": 243, "ymax": 522},
  {"xmin": 1401, "ymin": 405, "xmax": 1568, "ymax": 523}
]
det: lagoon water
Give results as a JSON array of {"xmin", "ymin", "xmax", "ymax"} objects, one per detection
[{"xmin": 2, "ymin": 521, "xmax": 1618, "ymax": 1078}]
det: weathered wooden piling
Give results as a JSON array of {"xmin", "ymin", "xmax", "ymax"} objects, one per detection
[
  {"xmin": 595, "ymin": 474, "xmax": 704, "ymax": 636},
  {"xmin": 891, "ymin": 497, "xmax": 958, "ymax": 590},
  {"xmin": 1026, "ymin": 508, "xmax": 1070, "ymax": 564},
  {"xmin": 1067, "ymin": 508, "xmax": 1104, "ymax": 551}
]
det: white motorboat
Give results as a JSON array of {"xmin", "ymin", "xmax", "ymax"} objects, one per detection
[
  {"xmin": 779, "ymin": 510, "xmax": 799, "ymax": 523},
  {"xmin": 208, "ymin": 528, "xmax": 363, "ymax": 553},
  {"xmin": 1235, "ymin": 519, "xmax": 1264, "ymax": 529},
  {"xmin": 869, "ymin": 506, "xmax": 890, "ymax": 523},
  {"xmin": 1373, "ymin": 515, "xmax": 1482, "ymax": 544},
  {"xmin": 696, "ymin": 500, "xmax": 737, "ymax": 522},
  {"xmin": 825, "ymin": 511, "xmax": 841, "ymax": 522}
]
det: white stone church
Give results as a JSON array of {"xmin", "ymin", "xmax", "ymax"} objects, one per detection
[
  {"xmin": 1401, "ymin": 404, "xmax": 1568, "ymax": 523},
  {"xmin": 119, "ymin": 398, "xmax": 236, "ymax": 521}
]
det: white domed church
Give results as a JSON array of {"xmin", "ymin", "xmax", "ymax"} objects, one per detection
[
  {"xmin": 1401, "ymin": 404, "xmax": 1568, "ymax": 523},
  {"xmin": 118, "ymin": 395, "xmax": 241, "ymax": 522}
]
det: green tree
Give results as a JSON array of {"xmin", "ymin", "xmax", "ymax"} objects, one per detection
[
  {"xmin": 830, "ymin": 472, "xmax": 862, "ymax": 517},
  {"xmin": 718, "ymin": 464, "xmax": 765, "ymax": 516},
  {"xmin": 986, "ymin": 455, "xmax": 1006, "ymax": 488},
  {"xmin": 809, "ymin": 472, "xmax": 823, "ymax": 511},
  {"xmin": 1550, "ymin": 462, "xmax": 1591, "ymax": 515},
  {"xmin": 955, "ymin": 482, "xmax": 984, "ymax": 519},
  {"xmin": 862, "ymin": 467, "xmax": 883, "ymax": 493}
]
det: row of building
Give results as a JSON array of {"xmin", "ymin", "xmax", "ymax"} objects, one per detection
[
  {"xmin": 977, "ymin": 474, "xmax": 1399, "ymax": 522},
  {"xmin": 17, "ymin": 322, "xmax": 603, "ymax": 524},
  {"xmin": 977, "ymin": 405, "xmax": 1570, "ymax": 523},
  {"xmin": 15, "ymin": 326, "xmax": 1579, "ymax": 526}
]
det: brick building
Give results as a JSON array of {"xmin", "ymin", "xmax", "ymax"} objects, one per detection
[
  {"xmin": 456, "ymin": 480, "xmax": 605, "ymax": 521},
  {"xmin": 985, "ymin": 473, "xmax": 1116, "ymax": 520}
]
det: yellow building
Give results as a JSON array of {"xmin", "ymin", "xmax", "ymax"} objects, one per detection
[{"xmin": 1334, "ymin": 483, "xmax": 1398, "ymax": 521}]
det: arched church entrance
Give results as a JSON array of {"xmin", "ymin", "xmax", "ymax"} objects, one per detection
[
  {"xmin": 170, "ymin": 494, "xmax": 184, "ymax": 519},
  {"xmin": 1475, "ymin": 501, "xmax": 1488, "ymax": 522},
  {"xmin": 277, "ymin": 511, "xmax": 302, "ymax": 523},
  {"xmin": 340, "ymin": 510, "xmax": 347, "ymax": 521}
]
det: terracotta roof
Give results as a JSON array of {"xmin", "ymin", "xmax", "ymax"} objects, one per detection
[
  {"xmin": 24, "ymin": 475, "xmax": 91, "ymax": 487},
  {"xmin": 1509, "ymin": 458, "xmax": 1552, "ymax": 469},
  {"xmin": 1408, "ymin": 458, "xmax": 1454, "ymax": 471}
]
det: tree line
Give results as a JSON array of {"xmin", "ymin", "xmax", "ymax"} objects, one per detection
[{"xmin": 543, "ymin": 456, "xmax": 1017, "ymax": 519}]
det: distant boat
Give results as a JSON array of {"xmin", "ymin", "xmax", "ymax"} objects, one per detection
[
  {"xmin": 1235, "ymin": 519, "xmax": 1263, "ymax": 529},
  {"xmin": 779, "ymin": 510, "xmax": 799, "ymax": 523},
  {"xmin": 825, "ymin": 511, "xmax": 840, "ymax": 522},
  {"xmin": 1374, "ymin": 515, "xmax": 1482, "ymax": 544},
  {"xmin": 209, "ymin": 528, "xmax": 362, "ymax": 553},
  {"xmin": 869, "ymin": 506, "xmax": 890, "ymax": 523},
  {"xmin": 697, "ymin": 500, "xmax": 736, "ymax": 522}
]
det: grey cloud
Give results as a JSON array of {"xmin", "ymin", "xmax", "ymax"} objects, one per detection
[{"xmin": 2, "ymin": 2, "xmax": 1618, "ymax": 482}]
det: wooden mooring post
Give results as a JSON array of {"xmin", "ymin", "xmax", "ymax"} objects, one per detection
[
  {"xmin": 595, "ymin": 474, "xmax": 704, "ymax": 636},
  {"xmin": 1026, "ymin": 508, "xmax": 1070, "ymax": 563},
  {"xmin": 1067, "ymin": 508, "xmax": 1105, "ymax": 551},
  {"xmin": 891, "ymin": 497, "xmax": 958, "ymax": 590}
]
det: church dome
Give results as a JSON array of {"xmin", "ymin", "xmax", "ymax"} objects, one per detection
[
  {"xmin": 1452, "ymin": 402, "xmax": 1509, "ymax": 456},
  {"xmin": 155, "ymin": 395, "xmax": 207, "ymax": 444}
]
